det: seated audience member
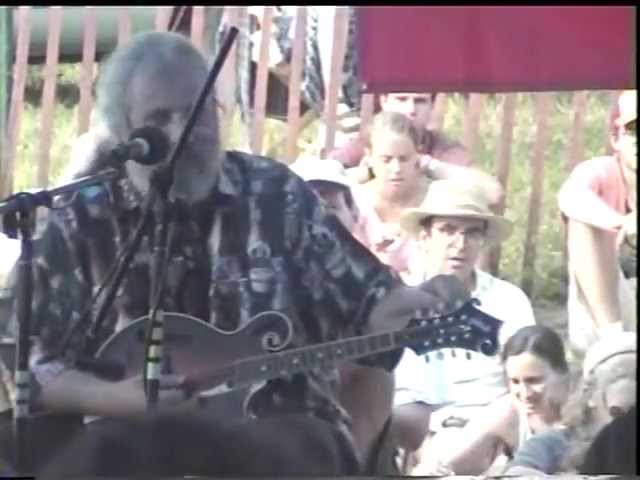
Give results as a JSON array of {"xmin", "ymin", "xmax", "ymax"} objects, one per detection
[
  {"xmin": 579, "ymin": 406, "xmax": 636, "ymax": 475},
  {"xmin": 289, "ymin": 157, "xmax": 363, "ymax": 241},
  {"xmin": 408, "ymin": 325, "xmax": 569, "ymax": 475},
  {"xmin": 289, "ymin": 157, "xmax": 396, "ymax": 472},
  {"xmin": 390, "ymin": 179, "xmax": 537, "ymax": 472},
  {"xmin": 505, "ymin": 332, "xmax": 637, "ymax": 476},
  {"xmin": 558, "ymin": 90, "xmax": 637, "ymax": 356},
  {"xmin": 330, "ymin": 92, "xmax": 471, "ymax": 168},
  {"xmin": 352, "ymin": 113, "xmax": 502, "ymax": 280}
]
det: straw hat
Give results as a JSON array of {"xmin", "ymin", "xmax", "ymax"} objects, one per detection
[
  {"xmin": 617, "ymin": 90, "xmax": 637, "ymax": 127},
  {"xmin": 400, "ymin": 179, "xmax": 513, "ymax": 245},
  {"xmin": 583, "ymin": 332, "xmax": 637, "ymax": 380},
  {"xmin": 289, "ymin": 157, "xmax": 352, "ymax": 189}
]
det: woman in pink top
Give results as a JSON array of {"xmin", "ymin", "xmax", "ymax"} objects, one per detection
[
  {"xmin": 557, "ymin": 90, "xmax": 637, "ymax": 354},
  {"xmin": 355, "ymin": 112, "xmax": 503, "ymax": 280},
  {"xmin": 354, "ymin": 112, "xmax": 428, "ymax": 279}
]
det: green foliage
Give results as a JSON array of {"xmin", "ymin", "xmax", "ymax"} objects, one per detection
[
  {"xmin": 12, "ymin": 64, "xmax": 614, "ymax": 305},
  {"xmin": 13, "ymin": 100, "xmax": 78, "ymax": 192},
  {"xmin": 24, "ymin": 63, "xmax": 81, "ymax": 107}
]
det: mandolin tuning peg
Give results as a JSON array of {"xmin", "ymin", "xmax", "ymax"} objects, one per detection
[
  {"xmin": 465, "ymin": 351, "xmax": 472, "ymax": 360},
  {"xmin": 450, "ymin": 349, "xmax": 456, "ymax": 358},
  {"xmin": 423, "ymin": 354, "xmax": 430, "ymax": 363},
  {"xmin": 436, "ymin": 351, "xmax": 444, "ymax": 360}
]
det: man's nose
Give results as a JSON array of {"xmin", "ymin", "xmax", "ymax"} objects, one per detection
[
  {"xmin": 166, "ymin": 115, "xmax": 186, "ymax": 143},
  {"xmin": 450, "ymin": 231, "xmax": 469, "ymax": 248},
  {"xmin": 389, "ymin": 158, "xmax": 402, "ymax": 172}
]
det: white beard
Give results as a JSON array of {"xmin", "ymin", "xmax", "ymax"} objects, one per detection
[{"xmin": 125, "ymin": 149, "xmax": 222, "ymax": 205}]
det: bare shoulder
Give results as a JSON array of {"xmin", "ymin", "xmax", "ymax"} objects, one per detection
[{"xmin": 485, "ymin": 396, "xmax": 519, "ymax": 436}]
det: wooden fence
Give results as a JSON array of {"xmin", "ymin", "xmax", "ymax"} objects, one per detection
[{"xmin": 0, "ymin": 6, "xmax": 620, "ymax": 298}]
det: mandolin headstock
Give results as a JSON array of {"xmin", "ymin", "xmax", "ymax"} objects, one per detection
[{"xmin": 398, "ymin": 298, "xmax": 503, "ymax": 358}]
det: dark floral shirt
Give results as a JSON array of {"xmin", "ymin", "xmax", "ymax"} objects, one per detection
[{"xmin": 14, "ymin": 150, "xmax": 401, "ymax": 427}]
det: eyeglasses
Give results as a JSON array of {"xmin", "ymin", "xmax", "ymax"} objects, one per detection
[{"xmin": 433, "ymin": 224, "xmax": 487, "ymax": 244}]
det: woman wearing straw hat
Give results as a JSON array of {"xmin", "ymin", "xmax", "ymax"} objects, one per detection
[{"xmin": 391, "ymin": 179, "xmax": 536, "ymax": 473}]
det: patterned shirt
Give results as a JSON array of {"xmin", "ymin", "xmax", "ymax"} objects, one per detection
[{"xmin": 14, "ymin": 150, "xmax": 401, "ymax": 428}]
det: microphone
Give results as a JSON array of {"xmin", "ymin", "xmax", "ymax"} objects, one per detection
[{"xmin": 109, "ymin": 126, "xmax": 171, "ymax": 166}]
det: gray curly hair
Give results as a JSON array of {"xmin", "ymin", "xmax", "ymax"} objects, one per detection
[{"xmin": 94, "ymin": 31, "xmax": 210, "ymax": 141}]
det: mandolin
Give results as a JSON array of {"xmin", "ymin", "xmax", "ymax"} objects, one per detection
[{"xmin": 95, "ymin": 298, "xmax": 503, "ymax": 416}]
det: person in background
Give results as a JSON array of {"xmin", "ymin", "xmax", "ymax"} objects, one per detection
[
  {"xmin": 289, "ymin": 157, "xmax": 396, "ymax": 472},
  {"xmin": 390, "ymin": 180, "xmax": 537, "ymax": 474},
  {"xmin": 289, "ymin": 157, "xmax": 362, "ymax": 239},
  {"xmin": 505, "ymin": 332, "xmax": 637, "ymax": 476},
  {"xmin": 558, "ymin": 90, "xmax": 637, "ymax": 356},
  {"xmin": 413, "ymin": 325, "xmax": 570, "ymax": 475},
  {"xmin": 330, "ymin": 92, "xmax": 470, "ymax": 168},
  {"xmin": 352, "ymin": 112, "xmax": 502, "ymax": 281}
]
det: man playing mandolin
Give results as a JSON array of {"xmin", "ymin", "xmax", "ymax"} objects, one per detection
[{"xmin": 3, "ymin": 32, "xmax": 480, "ymax": 476}]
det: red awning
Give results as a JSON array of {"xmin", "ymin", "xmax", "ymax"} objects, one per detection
[{"xmin": 357, "ymin": 6, "xmax": 636, "ymax": 93}]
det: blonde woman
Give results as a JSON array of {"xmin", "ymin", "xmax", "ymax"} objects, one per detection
[{"xmin": 353, "ymin": 112, "xmax": 502, "ymax": 279}]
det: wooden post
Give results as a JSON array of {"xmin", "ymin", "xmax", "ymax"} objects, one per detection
[
  {"xmin": 190, "ymin": 6, "xmax": 206, "ymax": 52},
  {"xmin": 462, "ymin": 93, "xmax": 485, "ymax": 164},
  {"xmin": 2, "ymin": 6, "xmax": 30, "ymax": 199},
  {"xmin": 605, "ymin": 90, "xmax": 618, "ymax": 155},
  {"xmin": 285, "ymin": 7, "xmax": 307, "ymax": 163},
  {"xmin": 202, "ymin": 7, "xmax": 223, "ymax": 56},
  {"xmin": 155, "ymin": 6, "xmax": 172, "ymax": 32},
  {"xmin": 521, "ymin": 92, "xmax": 554, "ymax": 298},
  {"xmin": 250, "ymin": 6, "xmax": 272, "ymax": 155},
  {"xmin": 0, "ymin": 7, "xmax": 8, "ymax": 198},
  {"xmin": 428, "ymin": 93, "xmax": 448, "ymax": 131},
  {"xmin": 567, "ymin": 91, "xmax": 588, "ymax": 172},
  {"xmin": 218, "ymin": 7, "xmax": 241, "ymax": 145},
  {"xmin": 322, "ymin": 7, "xmax": 349, "ymax": 158},
  {"xmin": 488, "ymin": 93, "xmax": 517, "ymax": 275},
  {"xmin": 77, "ymin": 6, "xmax": 97, "ymax": 135},
  {"xmin": 36, "ymin": 6, "xmax": 63, "ymax": 188},
  {"xmin": 117, "ymin": 7, "xmax": 132, "ymax": 46},
  {"xmin": 561, "ymin": 90, "xmax": 589, "ymax": 274},
  {"xmin": 359, "ymin": 93, "xmax": 375, "ymax": 139}
]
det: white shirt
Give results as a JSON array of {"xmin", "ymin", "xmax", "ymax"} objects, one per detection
[
  {"xmin": 0, "ymin": 233, "xmax": 20, "ymax": 281},
  {"xmin": 394, "ymin": 269, "xmax": 536, "ymax": 408}
]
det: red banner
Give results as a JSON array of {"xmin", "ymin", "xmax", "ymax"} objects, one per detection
[{"xmin": 357, "ymin": 6, "xmax": 636, "ymax": 93}]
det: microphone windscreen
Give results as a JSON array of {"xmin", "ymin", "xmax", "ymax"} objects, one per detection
[{"xmin": 128, "ymin": 127, "xmax": 171, "ymax": 165}]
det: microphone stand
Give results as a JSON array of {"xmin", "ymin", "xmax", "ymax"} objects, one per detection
[
  {"xmin": 0, "ymin": 168, "xmax": 120, "ymax": 474},
  {"xmin": 142, "ymin": 26, "xmax": 239, "ymax": 409}
]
